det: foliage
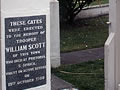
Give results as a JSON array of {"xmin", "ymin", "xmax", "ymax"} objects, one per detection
[{"xmin": 58, "ymin": 0, "xmax": 96, "ymax": 23}]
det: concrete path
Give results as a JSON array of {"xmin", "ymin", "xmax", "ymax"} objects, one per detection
[
  {"xmin": 61, "ymin": 47, "xmax": 104, "ymax": 65},
  {"xmin": 51, "ymin": 74, "xmax": 75, "ymax": 90},
  {"xmin": 52, "ymin": 47, "xmax": 104, "ymax": 90}
]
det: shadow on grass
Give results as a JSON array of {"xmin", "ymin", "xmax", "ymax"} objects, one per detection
[{"xmin": 60, "ymin": 15, "xmax": 109, "ymax": 53}]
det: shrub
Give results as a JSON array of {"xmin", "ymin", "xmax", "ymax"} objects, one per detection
[{"xmin": 58, "ymin": 0, "xmax": 96, "ymax": 23}]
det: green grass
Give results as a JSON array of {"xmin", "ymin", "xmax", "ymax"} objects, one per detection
[
  {"xmin": 52, "ymin": 59, "xmax": 104, "ymax": 90},
  {"xmin": 91, "ymin": 0, "xmax": 109, "ymax": 5},
  {"xmin": 60, "ymin": 15, "xmax": 109, "ymax": 52}
]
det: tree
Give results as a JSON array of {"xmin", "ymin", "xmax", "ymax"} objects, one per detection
[{"xmin": 58, "ymin": 0, "xmax": 96, "ymax": 23}]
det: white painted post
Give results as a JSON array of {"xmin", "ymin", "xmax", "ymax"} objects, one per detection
[
  {"xmin": 118, "ymin": 84, "xmax": 120, "ymax": 90},
  {"xmin": 50, "ymin": 0, "xmax": 61, "ymax": 68},
  {"xmin": 105, "ymin": 33, "xmax": 115, "ymax": 90},
  {"xmin": 0, "ymin": 0, "xmax": 51, "ymax": 90},
  {"xmin": 104, "ymin": 0, "xmax": 116, "ymax": 89},
  {"xmin": 105, "ymin": 0, "xmax": 120, "ymax": 90}
]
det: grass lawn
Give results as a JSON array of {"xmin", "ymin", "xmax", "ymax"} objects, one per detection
[
  {"xmin": 91, "ymin": 0, "xmax": 109, "ymax": 5},
  {"xmin": 60, "ymin": 15, "xmax": 109, "ymax": 52},
  {"xmin": 52, "ymin": 59, "xmax": 104, "ymax": 90}
]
